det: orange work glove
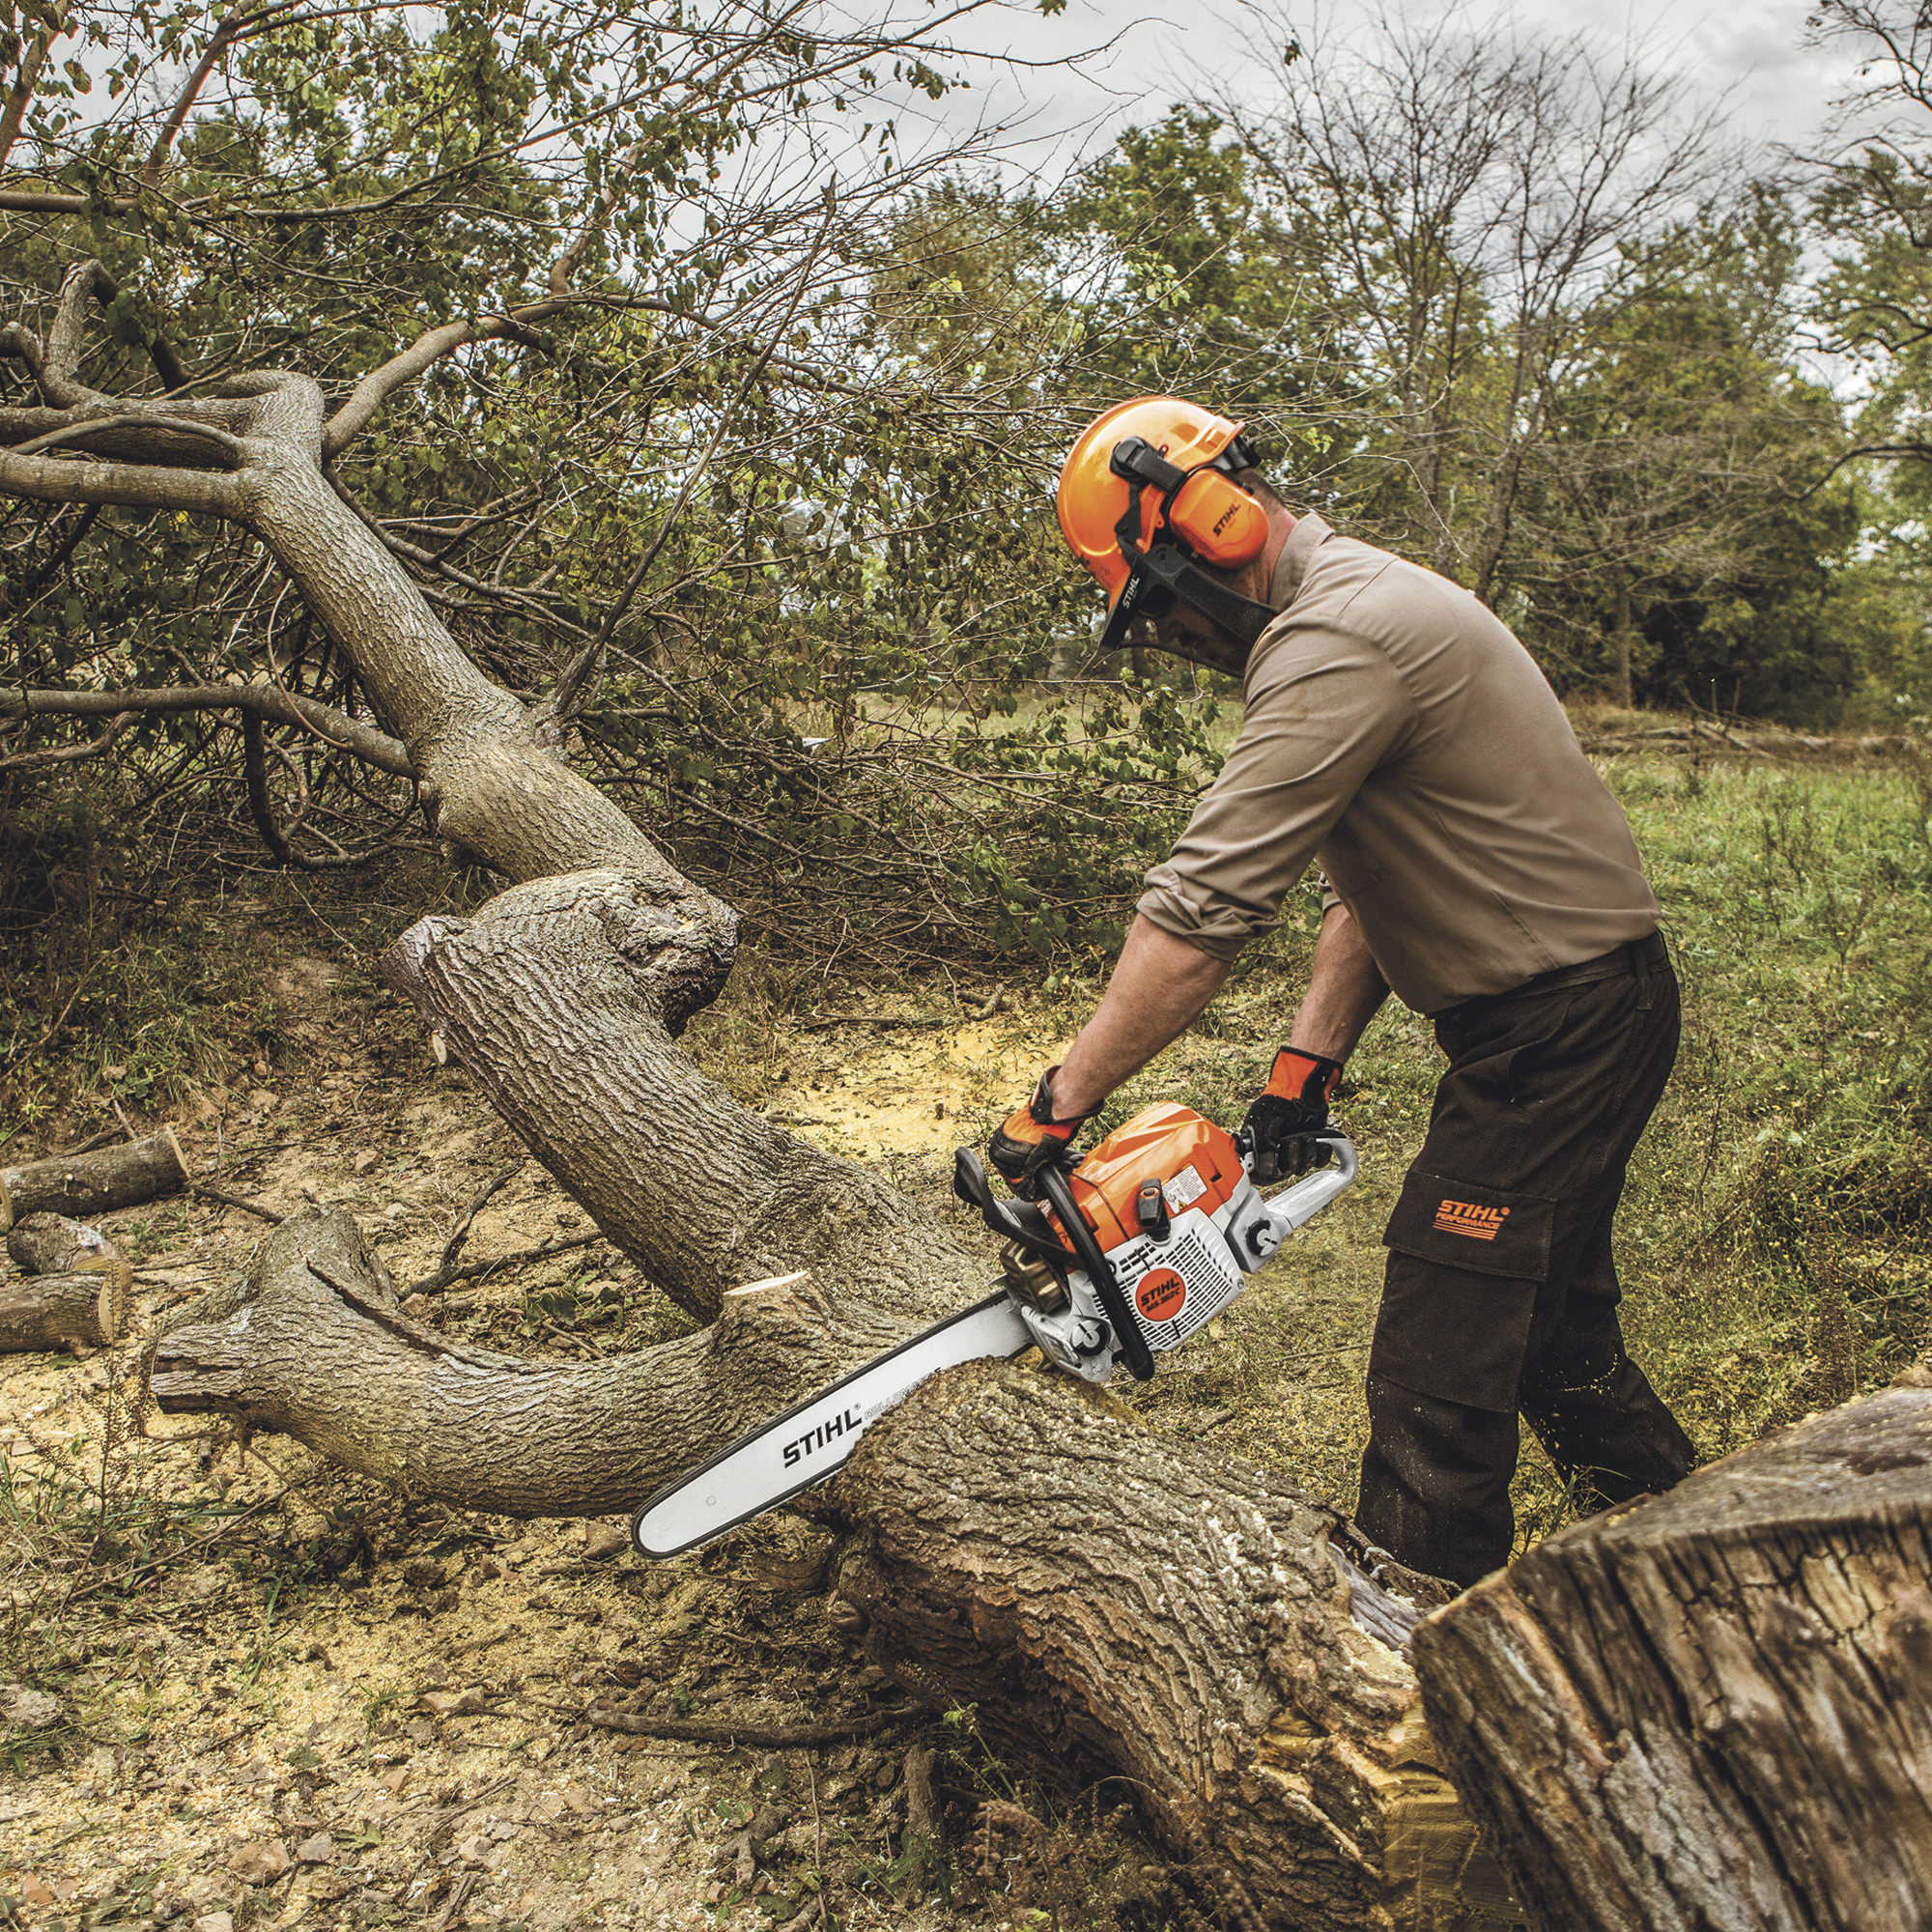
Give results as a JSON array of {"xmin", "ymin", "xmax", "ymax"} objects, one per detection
[
  {"xmin": 987, "ymin": 1065, "xmax": 1100, "ymax": 1199},
  {"xmin": 1237, "ymin": 1047, "xmax": 1343, "ymax": 1184}
]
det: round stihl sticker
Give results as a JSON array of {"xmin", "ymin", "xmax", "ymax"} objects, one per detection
[{"xmin": 1135, "ymin": 1266, "xmax": 1187, "ymax": 1323}]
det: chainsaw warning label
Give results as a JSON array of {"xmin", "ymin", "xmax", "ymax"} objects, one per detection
[
  {"xmin": 1135, "ymin": 1267, "xmax": 1187, "ymax": 1323},
  {"xmin": 1162, "ymin": 1166, "xmax": 1207, "ymax": 1211}
]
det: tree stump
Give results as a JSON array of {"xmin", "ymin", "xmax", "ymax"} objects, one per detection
[
  {"xmin": 0, "ymin": 1129, "xmax": 185, "ymax": 1231},
  {"xmin": 1410, "ymin": 1381, "xmax": 1932, "ymax": 1932}
]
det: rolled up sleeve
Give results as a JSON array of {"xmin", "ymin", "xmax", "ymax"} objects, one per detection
[{"xmin": 1137, "ymin": 616, "xmax": 1414, "ymax": 959}]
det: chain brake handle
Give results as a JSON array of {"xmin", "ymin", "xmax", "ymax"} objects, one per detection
[
  {"xmin": 952, "ymin": 1149, "xmax": 1074, "ymax": 1262},
  {"xmin": 1034, "ymin": 1160, "xmax": 1157, "ymax": 1382}
]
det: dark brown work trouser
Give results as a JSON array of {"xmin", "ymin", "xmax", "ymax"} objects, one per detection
[{"xmin": 1354, "ymin": 930, "xmax": 1696, "ymax": 1588}]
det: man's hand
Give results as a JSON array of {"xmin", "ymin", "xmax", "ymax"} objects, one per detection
[
  {"xmin": 989, "ymin": 1065, "xmax": 1100, "ymax": 1199},
  {"xmin": 1238, "ymin": 1047, "xmax": 1344, "ymax": 1184}
]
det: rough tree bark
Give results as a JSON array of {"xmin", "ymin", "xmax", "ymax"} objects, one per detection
[
  {"xmin": 0, "ymin": 1272, "xmax": 128, "ymax": 1350},
  {"xmin": 0, "ymin": 260, "xmax": 1542, "ymax": 1923},
  {"xmin": 8, "ymin": 1208, "xmax": 131, "ymax": 1288},
  {"xmin": 0, "ymin": 1129, "xmax": 185, "ymax": 1231},
  {"xmin": 151, "ymin": 1194, "xmax": 1522, "ymax": 1929},
  {"xmin": 1, "ymin": 1211, "xmax": 131, "ymax": 1351},
  {"xmin": 1411, "ymin": 1374, "xmax": 1932, "ymax": 1932}
]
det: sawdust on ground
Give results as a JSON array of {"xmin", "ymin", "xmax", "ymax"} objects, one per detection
[{"xmin": 0, "ymin": 963, "xmax": 1203, "ymax": 1932}]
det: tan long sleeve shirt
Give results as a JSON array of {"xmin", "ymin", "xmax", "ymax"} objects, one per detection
[{"xmin": 1136, "ymin": 514, "xmax": 1659, "ymax": 1015}]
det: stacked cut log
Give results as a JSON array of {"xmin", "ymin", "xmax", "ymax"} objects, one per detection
[
  {"xmin": 2, "ymin": 1210, "xmax": 132, "ymax": 1351},
  {"xmin": 1410, "ymin": 1376, "xmax": 1932, "ymax": 1931},
  {"xmin": 0, "ymin": 1128, "xmax": 185, "ymax": 1231}
]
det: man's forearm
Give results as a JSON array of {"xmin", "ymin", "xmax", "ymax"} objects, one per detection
[
  {"xmin": 1290, "ymin": 904, "xmax": 1389, "ymax": 1063},
  {"xmin": 1048, "ymin": 915, "xmax": 1230, "ymax": 1116},
  {"xmin": 1046, "ymin": 904, "xmax": 1387, "ymax": 1122}
]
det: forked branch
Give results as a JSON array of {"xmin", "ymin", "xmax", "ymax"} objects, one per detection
[
  {"xmin": 2, "ymin": 260, "xmax": 190, "ymax": 399},
  {"xmin": 0, "ymin": 2, "xmax": 67, "ymax": 174}
]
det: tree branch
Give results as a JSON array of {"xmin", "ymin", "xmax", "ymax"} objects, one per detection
[
  {"xmin": 0, "ymin": 708, "xmax": 138, "ymax": 772},
  {"xmin": 545, "ymin": 191, "xmax": 837, "ymax": 724},
  {"xmin": 1, "ymin": 261, "xmax": 190, "ymax": 401},
  {"xmin": 10, "ymin": 410, "xmax": 242, "ymax": 464},
  {"xmin": 143, "ymin": 8, "xmax": 256, "ymax": 190},
  {"xmin": 2, "ymin": 500, "xmax": 96, "ymax": 611},
  {"xmin": 320, "ymin": 297, "xmax": 595, "ymax": 461},
  {"xmin": 242, "ymin": 708, "xmax": 298, "ymax": 864},
  {"xmin": 0, "ymin": 683, "xmax": 413, "ymax": 776},
  {"xmin": 0, "ymin": 4, "xmax": 66, "ymax": 174},
  {"xmin": 0, "ymin": 446, "xmax": 243, "ymax": 517}
]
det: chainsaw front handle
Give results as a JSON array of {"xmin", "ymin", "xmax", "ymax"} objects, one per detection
[
  {"xmin": 1035, "ymin": 1158, "xmax": 1157, "ymax": 1382},
  {"xmin": 1262, "ymin": 1133, "xmax": 1359, "ymax": 1236}
]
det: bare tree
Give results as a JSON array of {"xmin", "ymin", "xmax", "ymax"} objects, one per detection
[{"xmin": 1217, "ymin": 8, "xmax": 1734, "ymax": 602}]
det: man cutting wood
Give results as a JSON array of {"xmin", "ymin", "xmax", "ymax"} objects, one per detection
[{"xmin": 990, "ymin": 396, "xmax": 1695, "ymax": 1588}]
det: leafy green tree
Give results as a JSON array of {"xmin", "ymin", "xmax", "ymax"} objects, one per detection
[
  {"xmin": 1, "ymin": 0, "xmax": 1232, "ymax": 978},
  {"xmin": 1514, "ymin": 194, "xmax": 1860, "ymax": 718}
]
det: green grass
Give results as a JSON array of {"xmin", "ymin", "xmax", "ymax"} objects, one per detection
[
  {"xmin": 942, "ymin": 746, "xmax": 1932, "ymax": 1553},
  {"xmin": 1608, "ymin": 755, "xmax": 1932, "ymax": 1449}
]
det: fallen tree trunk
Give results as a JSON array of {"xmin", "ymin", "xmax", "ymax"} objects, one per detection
[
  {"xmin": 151, "ymin": 1202, "xmax": 892, "ymax": 1516},
  {"xmin": 7, "ymin": 268, "xmax": 1522, "ymax": 1926},
  {"xmin": 0, "ymin": 1129, "xmax": 185, "ymax": 1232},
  {"xmin": 152, "ymin": 1202, "xmax": 1522, "ymax": 1930},
  {"xmin": 831, "ymin": 1360, "xmax": 1523, "ymax": 1931},
  {"xmin": 1410, "ymin": 1379, "xmax": 1932, "ymax": 1932},
  {"xmin": 0, "ymin": 1271, "xmax": 128, "ymax": 1350}
]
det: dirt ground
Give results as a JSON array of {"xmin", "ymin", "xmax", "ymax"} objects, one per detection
[{"xmin": 1, "ymin": 925, "xmax": 1414, "ymax": 1932}]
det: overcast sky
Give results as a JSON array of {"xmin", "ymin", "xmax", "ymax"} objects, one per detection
[{"xmin": 927, "ymin": 0, "xmax": 1883, "ymax": 179}]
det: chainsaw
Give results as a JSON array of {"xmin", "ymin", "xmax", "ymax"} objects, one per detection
[{"xmin": 630, "ymin": 1102, "xmax": 1358, "ymax": 1558}]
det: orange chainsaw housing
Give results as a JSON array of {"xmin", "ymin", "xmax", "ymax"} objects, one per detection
[{"xmin": 1045, "ymin": 1102, "xmax": 1246, "ymax": 1252}]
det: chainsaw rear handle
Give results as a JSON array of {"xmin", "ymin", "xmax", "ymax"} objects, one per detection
[
  {"xmin": 1034, "ymin": 1159, "xmax": 1157, "ymax": 1382},
  {"xmin": 1262, "ymin": 1134, "xmax": 1358, "ymax": 1234}
]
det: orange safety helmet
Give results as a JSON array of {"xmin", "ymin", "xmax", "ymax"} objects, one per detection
[{"xmin": 1057, "ymin": 397, "xmax": 1277, "ymax": 654}]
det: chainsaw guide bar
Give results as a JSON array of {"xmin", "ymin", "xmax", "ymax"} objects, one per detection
[
  {"xmin": 630, "ymin": 1291, "xmax": 1032, "ymax": 1558},
  {"xmin": 632, "ymin": 1106, "xmax": 1358, "ymax": 1561}
]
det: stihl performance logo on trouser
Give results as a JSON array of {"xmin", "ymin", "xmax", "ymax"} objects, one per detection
[{"xmin": 1433, "ymin": 1199, "xmax": 1510, "ymax": 1240}]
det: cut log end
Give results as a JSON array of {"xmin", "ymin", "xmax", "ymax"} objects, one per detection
[{"xmin": 0, "ymin": 1270, "xmax": 128, "ymax": 1351}]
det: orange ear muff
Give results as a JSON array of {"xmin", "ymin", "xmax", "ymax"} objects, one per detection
[{"xmin": 1168, "ymin": 469, "xmax": 1269, "ymax": 570}]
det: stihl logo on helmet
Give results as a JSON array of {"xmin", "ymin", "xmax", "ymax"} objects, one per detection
[{"xmin": 1056, "ymin": 397, "xmax": 1277, "ymax": 655}]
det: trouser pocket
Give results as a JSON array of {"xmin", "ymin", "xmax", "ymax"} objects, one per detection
[{"xmin": 1371, "ymin": 1167, "xmax": 1556, "ymax": 1412}]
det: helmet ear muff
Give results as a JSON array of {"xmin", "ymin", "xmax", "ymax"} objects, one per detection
[{"xmin": 1167, "ymin": 469, "xmax": 1269, "ymax": 570}]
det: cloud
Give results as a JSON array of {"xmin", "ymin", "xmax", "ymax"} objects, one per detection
[{"xmin": 942, "ymin": 0, "xmax": 1873, "ymax": 172}]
